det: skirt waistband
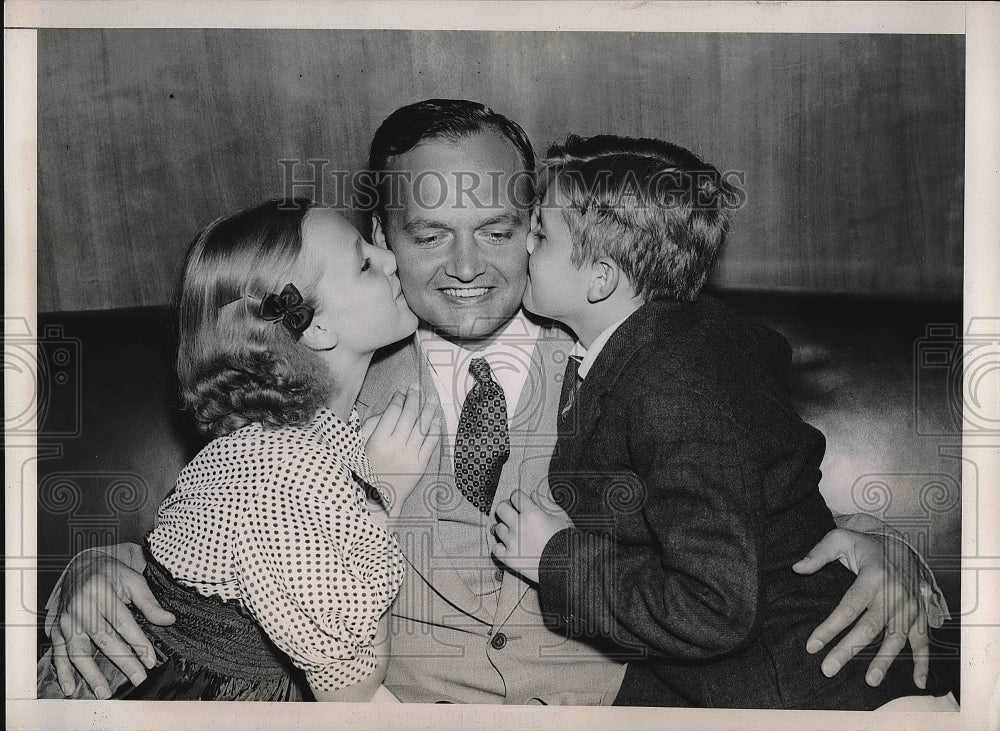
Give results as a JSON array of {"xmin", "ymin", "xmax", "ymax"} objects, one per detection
[{"xmin": 139, "ymin": 547, "xmax": 296, "ymax": 682}]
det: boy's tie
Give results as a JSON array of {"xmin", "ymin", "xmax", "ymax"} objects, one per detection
[
  {"xmin": 454, "ymin": 357, "xmax": 510, "ymax": 514},
  {"xmin": 558, "ymin": 355, "xmax": 583, "ymax": 428}
]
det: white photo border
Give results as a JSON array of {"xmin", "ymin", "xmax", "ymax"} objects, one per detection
[{"xmin": 5, "ymin": 2, "xmax": 998, "ymax": 729}]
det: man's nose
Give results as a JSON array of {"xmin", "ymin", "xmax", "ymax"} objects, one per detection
[{"xmin": 445, "ymin": 234, "xmax": 486, "ymax": 282}]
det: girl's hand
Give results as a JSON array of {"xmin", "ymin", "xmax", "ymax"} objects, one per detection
[{"xmin": 361, "ymin": 384, "xmax": 440, "ymax": 515}]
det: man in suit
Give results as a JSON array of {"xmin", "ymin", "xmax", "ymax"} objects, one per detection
[{"xmin": 43, "ymin": 98, "xmax": 945, "ymax": 704}]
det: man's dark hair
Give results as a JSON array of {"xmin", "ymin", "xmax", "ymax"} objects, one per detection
[{"xmin": 365, "ymin": 98, "xmax": 535, "ymax": 216}]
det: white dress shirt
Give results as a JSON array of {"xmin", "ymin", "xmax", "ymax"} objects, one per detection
[{"xmin": 417, "ymin": 310, "xmax": 542, "ymax": 439}]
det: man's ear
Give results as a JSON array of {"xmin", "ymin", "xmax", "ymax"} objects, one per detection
[
  {"xmin": 587, "ymin": 257, "xmax": 620, "ymax": 303},
  {"xmin": 371, "ymin": 215, "xmax": 388, "ymax": 249},
  {"xmin": 300, "ymin": 318, "xmax": 338, "ymax": 352}
]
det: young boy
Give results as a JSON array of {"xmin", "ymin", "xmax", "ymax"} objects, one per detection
[{"xmin": 491, "ymin": 134, "xmax": 945, "ymax": 708}]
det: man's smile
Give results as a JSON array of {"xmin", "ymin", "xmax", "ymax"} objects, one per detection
[{"xmin": 439, "ymin": 286, "xmax": 493, "ymax": 299}]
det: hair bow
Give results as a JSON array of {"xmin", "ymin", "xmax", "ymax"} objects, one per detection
[{"xmin": 258, "ymin": 283, "xmax": 314, "ymax": 340}]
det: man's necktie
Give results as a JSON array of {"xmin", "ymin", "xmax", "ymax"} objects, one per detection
[
  {"xmin": 454, "ymin": 357, "xmax": 510, "ymax": 514},
  {"xmin": 558, "ymin": 355, "xmax": 583, "ymax": 431}
]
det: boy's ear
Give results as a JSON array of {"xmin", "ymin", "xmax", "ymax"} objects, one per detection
[
  {"xmin": 300, "ymin": 318, "xmax": 338, "ymax": 352},
  {"xmin": 371, "ymin": 215, "xmax": 388, "ymax": 249},
  {"xmin": 587, "ymin": 257, "xmax": 620, "ymax": 304}
]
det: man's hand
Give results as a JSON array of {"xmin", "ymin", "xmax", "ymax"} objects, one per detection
[
  {"xmin": 492, "ymin": 487, "xmax": 572, "ymax": 584},
  {"xmin": 48, "ymin": 551, "xmax": 175, "ymax": 699},
  {"xmin": 792, "ymin": 528, "xmax": 931, "ymax": 689}
]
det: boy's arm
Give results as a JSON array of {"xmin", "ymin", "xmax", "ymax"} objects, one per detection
[{"xmin": 537, "ymin": 393, "xmax": 761, "ymax": 661}]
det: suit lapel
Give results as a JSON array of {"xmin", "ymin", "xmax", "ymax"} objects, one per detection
[
  {"xmin": 360, "ymin": 337, "xmax": 494, "ymax": 621},
  {"xmin": 357, "ymin": 339, "xmax": 419, "ymax": 419},
  {"xmin": 573, "ymin": 301, "xmax": 692, "ymax": 435},
  {"xmin": 361, "ymin": 322, "xmax": 579, "ymax": 628}
]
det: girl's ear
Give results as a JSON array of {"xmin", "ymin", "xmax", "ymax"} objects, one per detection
[
  {"xmin": 372, "ymin": 216, "xmax": 388, "ymax": 249},
  {"xmin": 300, "ymin": 318, "xmax": 338, "ymax": 352},
  {"xmin": 587, "ymin": 257, "xmax": 620, "ymax": 304}
]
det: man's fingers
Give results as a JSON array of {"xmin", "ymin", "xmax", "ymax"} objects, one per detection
[
  {"xmin": 792, "ymin": 528, "xmax": 851, "ymax": 575},
  {"xmin": 864, "ymin": 618, "xmax": 908, "ymax": 687},
  {"xmin": 820, "ymin": 605, "xmax": 886, "ymax": 678},
  {"xmin": 125, "ymin": 573, "xmax": 176, "ymax": 630},
  {"xmin": 90, "ymin": 617, "xmax": 150, "ymax": 688},
  {"xmin": 106, "ymin": 602, "xmax": 160, "ymax": 670},
  {"xmin": 50, "ymin": 626, "xmax": 78, "ymax": 696},
  {"xmin": 909, "ymin": 607, "xmax": 930, "ymax": 689},
  {"xmin": 806, "ymin": 572, "xmax": 877, "ymax": 654},
  {"xmin": 64, "ymin": 630, "xmax": 111, "ymax": 700}
]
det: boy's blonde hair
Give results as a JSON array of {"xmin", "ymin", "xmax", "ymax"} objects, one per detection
[{"xmin": 538, "ymin": 135, "xmax": 741, "ymax": 302}]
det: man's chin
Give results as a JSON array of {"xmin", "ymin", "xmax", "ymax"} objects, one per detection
[{"xmin": 417, "ymin": 308, "xmax": 519, "ymax": 344}]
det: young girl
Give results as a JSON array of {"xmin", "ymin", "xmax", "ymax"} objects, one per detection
[{"xmin": 110, "ymin": 198, "xmax": 438, "ymax": 701}]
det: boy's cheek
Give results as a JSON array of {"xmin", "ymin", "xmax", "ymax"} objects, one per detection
[{"xmin": 521, "ymin": 278, "xmax": 539, "ymax": 310}]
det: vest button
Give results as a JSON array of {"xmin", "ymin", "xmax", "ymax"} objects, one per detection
[
  {"xmin": 494, "ymin": 569, "xmax": 504, "ymax": 582},
  {"xmin": 490, "ymin": 632, "xmax": 507, "ymax": 650}
]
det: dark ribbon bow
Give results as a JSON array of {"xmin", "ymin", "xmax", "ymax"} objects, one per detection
[{"xmin": 258, "ymin": 283, "xmax": 314, "ymax": 340}]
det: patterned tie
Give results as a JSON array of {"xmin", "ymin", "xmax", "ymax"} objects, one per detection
[
  {"xmin": 558, "ymin": 355, "xmax": 583, "ymax": 431},
  {"xmin": 454, "ymin": 357, "xmax": 510, "ymax": 514}
]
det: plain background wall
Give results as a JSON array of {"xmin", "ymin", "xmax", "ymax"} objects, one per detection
[{"xmin": 37, "ymin": 30, "xmax": 964, "ymax": 312}]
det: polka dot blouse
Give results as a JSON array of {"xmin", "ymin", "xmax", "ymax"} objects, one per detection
[{"xmin": 147, "ymin": 407, "xmax": 405, "ymax": 692}]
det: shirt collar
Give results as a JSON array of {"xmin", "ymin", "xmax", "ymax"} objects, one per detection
[
  {"xmin": 416, "ymin": 309, "xmax": 539, "ymax": 362},
  {"xmin": 573, "ymin": 314, "xmax": 632, "ymax": 381}
]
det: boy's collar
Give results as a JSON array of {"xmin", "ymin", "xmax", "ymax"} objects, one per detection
[
  {"xmin": 572, "ymin": 313, "xmax": 631, "ymax": 381},
  {"xmin": 580, "ymin": 298, "xmax": 697, "ymax": 394}
]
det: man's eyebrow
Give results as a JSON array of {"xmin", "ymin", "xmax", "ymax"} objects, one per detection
[
  {"xmin": 402, "ymin": 217, "xmax": 450, "ymax": 233},
  {"xmin": 475, "ymin": 213, "xmax": 522, "ymax": 228},
  {"xmin": 402, "ymin": 212, "xmax": 524, "ymax": 233}
]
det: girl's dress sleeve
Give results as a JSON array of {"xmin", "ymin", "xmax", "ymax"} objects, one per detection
[{"xmin": 233, "ymin": 438, "xmax": 405, "ymax": 692}]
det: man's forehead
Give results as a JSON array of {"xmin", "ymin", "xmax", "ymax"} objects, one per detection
[
  {"xmin": 389, "ymin": 130, "xmax": 527, "ymax": 175},
  {"xmin": 383, "ymin": 131, "xmax": 533, "ymax": 214}
]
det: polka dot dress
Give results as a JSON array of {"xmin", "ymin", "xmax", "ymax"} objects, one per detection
[{"xmin": 147, "ymin": 408, "xmax": 404, "ymax": 692}]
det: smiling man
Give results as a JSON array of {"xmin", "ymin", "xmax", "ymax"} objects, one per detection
[{"xmin": 42, "ymin": 99, "xmax": 946, "ymax": 706}]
